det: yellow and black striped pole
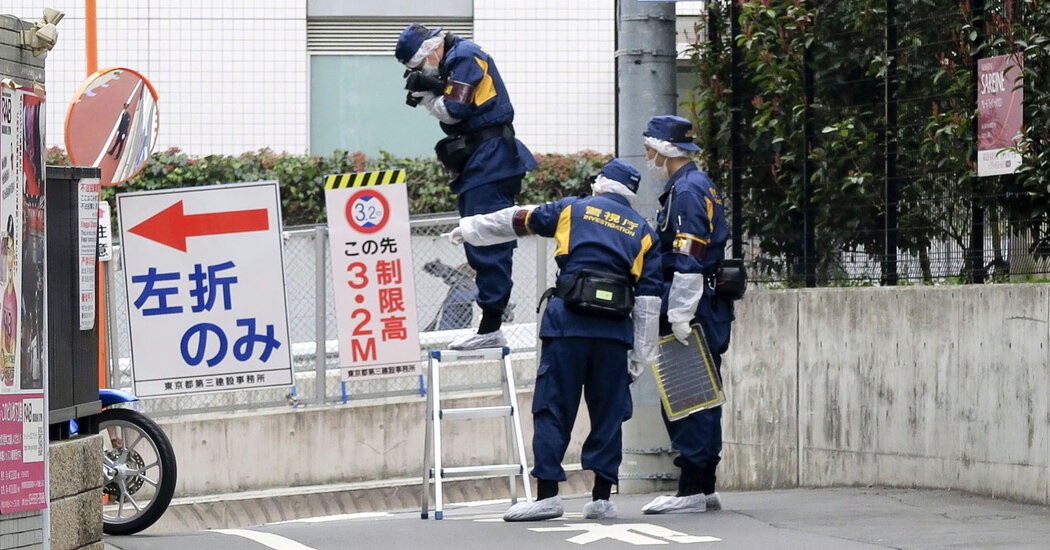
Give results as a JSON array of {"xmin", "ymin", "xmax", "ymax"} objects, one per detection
[{"xmin": 324, "ymin": 169, "xmax": 406, "ymax": 190}]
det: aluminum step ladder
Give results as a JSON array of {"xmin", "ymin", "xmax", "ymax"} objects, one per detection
[{"xmin": 421, "ymin": 347, "xmax": 532, "ymax": 520}]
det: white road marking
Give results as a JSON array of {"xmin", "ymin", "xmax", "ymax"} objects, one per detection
[
  {"xmin": 276, "ymin": 511, "xmax": 391, "ymax": 524},
  {"xmin": 529, "ymin": 523, "xmax": 721, "ymax": 545},
  {"xmin": 215, "ymin": 528, "xmax": 318, "ymax": 550}
]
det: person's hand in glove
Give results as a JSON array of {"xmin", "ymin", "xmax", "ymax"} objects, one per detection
[
  {"xmin": 628, "ymin": 359, "xmax": 646, "ymax": 383},
  {"xmin": 405, "ymin": 71, "xmax": 447, "ymax": 94},
  {"xmin": 671, "ymin": 321, "xmax": 692, "ymax": 346},
  {"xmin": 440, "ymin": 227, "xmax": 464, "ymax": 245}
]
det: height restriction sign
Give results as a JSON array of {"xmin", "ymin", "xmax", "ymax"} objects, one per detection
[
  {"xmin": 325, "ymin": 170, "xmax": 420, "ymax": 381},
  {"xmin": 116, "ymin": 182, "xmax": 294, "ymax": 397}
]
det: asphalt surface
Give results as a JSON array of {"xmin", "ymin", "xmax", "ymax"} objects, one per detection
[{"xmin": 104, "ymin": 487, "xmax": 1050, "ymax": 550}]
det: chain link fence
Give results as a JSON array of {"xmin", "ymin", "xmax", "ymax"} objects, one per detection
[{"xmin": 105, "ymin": 213, "xmax": 557, "ymax": 417}]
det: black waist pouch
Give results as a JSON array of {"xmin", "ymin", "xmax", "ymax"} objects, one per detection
[
  {"xmin": 714, "ymin": 259, "xmax": 747, "ymax": 300},
  {"xmin": 555, "ymin": 269, "xmax": 634, "ymax": 320},
  {"xmin": 434, "ymin": 135, "xmax": 473, "ymax": 175}
]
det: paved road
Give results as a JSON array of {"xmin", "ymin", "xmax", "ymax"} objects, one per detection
[{"xmin": 105, "ymin": 487, "xmax": 1050, "ymax": 550}]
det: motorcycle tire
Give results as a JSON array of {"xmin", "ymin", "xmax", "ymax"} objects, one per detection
[{"xmin": 99, "ymin": 407, "xmax": 178, "ymax": 536}]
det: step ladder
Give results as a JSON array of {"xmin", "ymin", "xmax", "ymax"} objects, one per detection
[{"xmin": 420, "ymin": 347, "xmax": 532, "ymax": 520}]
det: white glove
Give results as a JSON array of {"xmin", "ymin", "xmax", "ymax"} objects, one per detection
[
  {"xmin": 671, "ymin": 320, "xmax": 691, "ymax": 346},
  {"xmin": 412, "ymin": 90, "xmax": 437, "ymax": 105},
  {"xmin": 628, "ymin": 296, "xmax": 661, "ymax": 382},
  {"xmin": 628, "ymin": 359, "xmax": 646, "ymax": 383},
  {"xmin": 440, "ymin": 227, "xmax": 464, "ymax": 245},
  {"xmin": 666, "ymin": 272, "xmax": 705, "ymax": 346}
]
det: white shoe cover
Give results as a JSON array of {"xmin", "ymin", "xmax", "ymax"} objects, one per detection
[
  {"xmin": 705, "ymin": 492, "xmax": 722, "ymax": 511},
  {"xmin": 449, "ymin": 329, "xmax": 507, "ymax": 351},
  {"xmin": 641, "ymin": 493, "xmax": 706, "ymax": 514},
  {"xmin": 583, "ymin": 499, "xmax": 617, "ymax": 519},
  {"xmin": 503, "ymin": 496, "xmax": 564, "ymax": 522}
]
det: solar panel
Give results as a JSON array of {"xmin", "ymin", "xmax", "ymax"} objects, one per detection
[{"xmin": 651, "ymin": 323, "xmax": 725, "ymax": 421}]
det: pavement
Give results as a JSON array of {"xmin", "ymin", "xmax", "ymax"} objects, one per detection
[{"xmin": 103, "ymin": 484, "xmax": 1050, "ymax": 550}]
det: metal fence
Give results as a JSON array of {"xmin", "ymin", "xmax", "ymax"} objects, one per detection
[{"xmin": 104, "ymin": 213, "xmax": 557, "ymax": 417}]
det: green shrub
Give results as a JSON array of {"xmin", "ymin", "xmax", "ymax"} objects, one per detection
[{"xmin": 47, "ymin": 148, "xmax": 611, "ymax": 226}]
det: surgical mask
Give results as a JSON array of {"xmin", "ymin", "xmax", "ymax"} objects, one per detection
[
  {"xmin": 646, "ymin": 155, "xmax": 669, "ymax": 180},
  {"xmin": 421, "ymin": 60, "xmax": 440, "ymax": 77}
]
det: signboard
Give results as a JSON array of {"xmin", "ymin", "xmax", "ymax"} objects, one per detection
[
  {"xmin": 79, "ymin": 177, "xmax": 100, "ymax": 330},
  {"xmin": 0, "ymin": 86, "xmax": 47, "ymax": 513},
  {"xmin": 977, "ymin": 54, "xmax": 1023, "ymax": 177},
  {"xmin": 98, "ymin": 199, "xmax": 112, "ymax": 261},
  {"xmin": 117, "ymin": 182, "xmax": 293, "ymax": 397},
  {"xmin": 324, "ymin": 170, "xmax": 421, "ymax": 381}
]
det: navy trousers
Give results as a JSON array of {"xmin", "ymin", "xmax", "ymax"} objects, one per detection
[
  {"xmin": 456, "ymin": 176, "xmax": 520, "ymax": 315},
  {"xmin": 530, "ymin": 337, "xmax": 632, "ymax": 485}
]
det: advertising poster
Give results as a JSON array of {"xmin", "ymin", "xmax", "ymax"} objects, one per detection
[
  {"xmin": 0, "ymin": 87, "xmax": 47, "ymax": 513},
  {"xmin": 117, "ymin": 182, "xmax": 293, "ymax": 397},
  {"xmin": 324, "ymin": 170, "xmax": 421, "ymax": 381},
  {"xmin": 977, "ymin": 54, "xmax": 1024, "ymax": 177}
]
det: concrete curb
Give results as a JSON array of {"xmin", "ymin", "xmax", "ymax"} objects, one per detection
[{"xmin": 138, "ymin": 468, "xmax": 593, "ymax": 534}]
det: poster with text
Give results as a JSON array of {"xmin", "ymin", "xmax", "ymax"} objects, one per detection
[
  {"xmin": 977, "ymin": 54, "xmax": 1024, "ymax": 177},
  {"xmin": 0, "ymin": 88, "xmax": 47, "ymax": 513}
]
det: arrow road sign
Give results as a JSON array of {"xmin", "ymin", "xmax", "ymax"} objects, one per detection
[
  {"xmin": 529, "ymin": 523, "xmax": 721, "ymax": 545},
  {"xmin": 128, "ymin": 199, "xmax": 269, "ymax": 251}
]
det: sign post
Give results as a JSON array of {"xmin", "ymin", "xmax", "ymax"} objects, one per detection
[
  {"xmin": 116, "ymin": 182, "xmax": 293, "ymax": 397},
  {"xmin": 325, "ymin": 170, "xmax": 421, "ymax": 381}
]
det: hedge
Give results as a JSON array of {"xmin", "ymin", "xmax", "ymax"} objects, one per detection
[{"xmin": 47, "ymin": 147, "xmax": 611, "ymax": 227}]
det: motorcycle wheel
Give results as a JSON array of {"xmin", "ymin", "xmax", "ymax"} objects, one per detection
[{"xmin": 99, "ymin": 407, "xmax": 178, "ymax": 535}]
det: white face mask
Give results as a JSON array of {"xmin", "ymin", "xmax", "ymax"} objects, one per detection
[
  {"xmin": 646, "ymin": 155, "xmax": 669, "ymax": 180},
  {"xmin": 421, "ymin": 60, "xmax": 440, "ymax": 77}
]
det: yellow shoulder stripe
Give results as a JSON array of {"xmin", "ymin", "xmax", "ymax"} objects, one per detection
[
  {"xmin": 473, "ymin": 57, "xmax": 497, "ymax": 106},
  {"xmin": 705, "ymin": 197, "xmax": 715, "ymax": 233},
  {"xmin": 631, "ymin": 233, "xmax": 653, "ymax": 281},
  {"xmin": 554, "ymin": 206, "xmax": 572, "ymax": 257}
]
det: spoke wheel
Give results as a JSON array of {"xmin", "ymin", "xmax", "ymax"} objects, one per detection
[{"xmin": 99, "ymin": 408, "xmax": 177, "ymax": 536}]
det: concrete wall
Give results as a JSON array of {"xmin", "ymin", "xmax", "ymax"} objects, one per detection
[
  {"xmin": 49, "ymin": 434, "xmax": 103, "ymax": 550},
  {"xmin": 164, "ymin": 391, "xmax": 592, "ymax": 497},
  {"xmin": 162, "ymin": 285, "xmax": 1050, "ymax": 505}
]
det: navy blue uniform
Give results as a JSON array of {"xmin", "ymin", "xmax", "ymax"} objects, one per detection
[
  {"xmin": 439, "ymin": 35, "xmax": 536, "ymax": 316},
  {"xmin": 525, "ymin": 194, "xmax": 663, "ymax": 485},
  {"xmin": 655, "ymin": 162, "xmax": 735, "ymax": 491}
]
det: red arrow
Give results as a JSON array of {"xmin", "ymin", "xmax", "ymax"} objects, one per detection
[{"xmin": 129, "ymin": 200, "xmax": 270, "ymax": 252}]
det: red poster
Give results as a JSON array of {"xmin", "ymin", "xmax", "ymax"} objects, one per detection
[{"xmin": 977, "ymin": 54, "xmax": 1023, "ymax": 177}]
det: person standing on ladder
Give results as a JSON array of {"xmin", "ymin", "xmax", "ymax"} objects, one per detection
[
  {"xmin": 443, "ymin": 159, "xmax": 663, "ymax": 521},
  {"xmin": 396, "ymin": 23, "xmax": 536, "ymax": 350}
]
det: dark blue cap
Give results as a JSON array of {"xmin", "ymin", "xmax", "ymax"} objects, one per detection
[
  {"xmin": 395, "ymin": 23, "xmax": 442, "ymax": 65},
  {"xmin": 599, "ymin": 158, "xmax": 642, "ymax": 193},
  {"xmin": 643, "ymin": 115, "xmax": 701, "ymax": 152}
]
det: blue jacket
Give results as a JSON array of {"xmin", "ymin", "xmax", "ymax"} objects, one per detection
[
  {"xmin": 655, "ymin": 162, "xmax": 734, "ymax": 349},
  {"xmin": 526, "ymin": 194, "xmax": 663, "ymax": 346},
  {"xmin": 439, "ymin": 35, "xmax": 536, "ymax": 194}
]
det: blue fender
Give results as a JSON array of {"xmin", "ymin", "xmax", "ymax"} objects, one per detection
[{"xmin": 99, "ymin": 388, "xmax": 139, "ymax": 407}]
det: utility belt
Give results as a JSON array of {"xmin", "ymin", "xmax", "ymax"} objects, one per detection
[
  {"xmin": 708, "ymin": 258, "xmax": 748, "ymax": 301},
  {"xmin": 434, "ymin": 124, "xmax": 515, "ymax": 176},
  {"xmin": 537, "ymin": 269, "xmax": 634, "ymax": 320}
]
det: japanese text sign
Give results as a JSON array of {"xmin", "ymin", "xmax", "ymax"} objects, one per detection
[
  {"xmin": 0, "ymin": 87, "xmax": 47, "ymax": 513},
  {"xmin": 977, "ymin": 54, "xmax": 1023, "ymax": 177},
  {"xmin": 117, "ymin": 182, "xmax": 293, "ymax": 397},
  {"xmin": 325, "ymin": 170, "xmax": 421, "ymax": 381}
]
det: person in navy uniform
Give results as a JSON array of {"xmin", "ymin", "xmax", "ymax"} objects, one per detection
[
  {"xmin": 639, "ymin": 115, "xmax": 735, "ymax": 515},
  {"xmin": 395, "ymin": 23, "xmax": 536, "ymax": 350},
  {"xmin": 444, "ymin": 159, "xmax": 663, "ymax": 521}
]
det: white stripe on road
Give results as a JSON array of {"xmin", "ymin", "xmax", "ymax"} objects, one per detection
[{"xmin": 215, "ymin": 528, "xmax": 318, "ymax": 550}]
